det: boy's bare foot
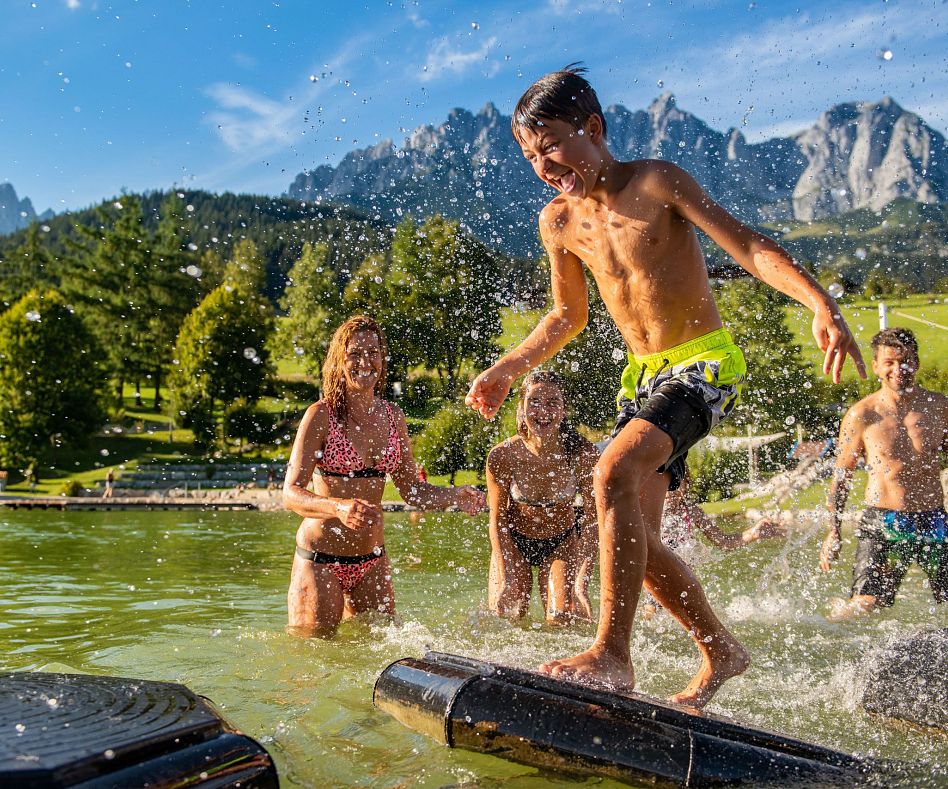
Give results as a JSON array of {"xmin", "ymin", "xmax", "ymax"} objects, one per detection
[
  {"xmin": 827, "ymin": 595, "xmax": 876, "ymax": 622},
  {"xmin": 539, "ymin": 645, "xmax": 635, "ymax": 692},
  {"xmin": 669, "ymin": 639, "xmax": 750, "ymax": 709}
]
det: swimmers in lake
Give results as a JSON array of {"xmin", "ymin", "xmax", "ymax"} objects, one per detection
[
  {"xmin": 283, "ymin": 315, "xmax": 485, "ymax": 637},
  {"xmin": 819, "ymin": 328, "xmax": 948, "ymax": 620},
  {"xmin": 466, "ymin": 65, "xmax": 864, "ymax": 706},
  {"xmin": 486, "ymin": 371, "xmax": 599, "ymax": 624}
]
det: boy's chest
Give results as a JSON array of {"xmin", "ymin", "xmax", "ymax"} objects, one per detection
[{"xmin": 569, "ymin": 201, "xmax": 671, "ymax": 256}]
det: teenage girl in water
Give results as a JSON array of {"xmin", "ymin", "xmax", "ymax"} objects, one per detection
[
  {"xmin": 486, "ymin": 371, "xmax": 599, "ymax": 623},
  {"xmin": 284, "ymin": 315, "xmax": 485, "ymax": 636}
]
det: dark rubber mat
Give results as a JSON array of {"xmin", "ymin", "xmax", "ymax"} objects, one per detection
[{"xmin": 0, "ymin": 672, "xmax": 277, "ymax": 788}]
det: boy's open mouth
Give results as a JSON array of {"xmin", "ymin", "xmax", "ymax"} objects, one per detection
[{"xmin": 554, "ymin": 170, "xmax": 577, "ymax": 194}]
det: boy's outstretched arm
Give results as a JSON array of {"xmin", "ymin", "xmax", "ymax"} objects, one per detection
[
  {"xmin": 660, "ymin": 164, "xmax": 867, "ymax": 384},
  {"xmin": 466, "ymin": 214, "xmax": 589, "ymax": 419}
]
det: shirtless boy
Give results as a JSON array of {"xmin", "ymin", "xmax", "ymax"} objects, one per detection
[
  {"xmin": 466, "ymin": 65, "xmax": 865, "ymax": 707},
  {"xmin": 820, "ymin": 328, "xmax": 948, "ymax": 620}
]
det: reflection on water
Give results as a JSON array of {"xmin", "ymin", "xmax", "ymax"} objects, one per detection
[{"xmin": 1, "ymin": 510, "xmax": 946, "ymax": 787}]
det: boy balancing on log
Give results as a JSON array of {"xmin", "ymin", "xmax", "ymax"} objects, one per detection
[{"xmin": 466, "ymin": 65, "xmax": 865, "ymax": 708}]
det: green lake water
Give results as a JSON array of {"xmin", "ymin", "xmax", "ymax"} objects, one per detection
[{"xmin": 2, "ymin": 508, "xmax": 947, "ymax": 787}]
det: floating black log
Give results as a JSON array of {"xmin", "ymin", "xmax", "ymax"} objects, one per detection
[
  {"xmin": 374, "ymin": 652, "xmax": 880, "ymax": 787},
  {"xmin": 0, "ymin": 672, "xmax": 277, "ymax": 788}
]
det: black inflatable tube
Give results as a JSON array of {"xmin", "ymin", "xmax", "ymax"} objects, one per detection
[
  {"xmin": 374, "ymin": 652, "xmax": 883, "ymax": 787},
  {"xmin": 0, "ymin": 672, "xmax": 277, "ymax": 788}
]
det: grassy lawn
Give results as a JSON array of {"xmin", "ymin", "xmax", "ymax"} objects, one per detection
[{"xmin": 783, "ymin": 294, "xmax": 948, "ymax": 381}]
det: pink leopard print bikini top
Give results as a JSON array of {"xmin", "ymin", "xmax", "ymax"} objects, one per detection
[{"xmin": 315, "ymin": 400, "xmax": 401, "ymax": 478}]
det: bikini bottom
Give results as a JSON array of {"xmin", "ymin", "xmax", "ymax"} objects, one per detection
[
  {"xmin": 510, "ymin": 520, "xmax": 580, "ymax": 567},
  {"xmin": 296, "ymin": 545, "xmax": 386, "ymax": 593}
]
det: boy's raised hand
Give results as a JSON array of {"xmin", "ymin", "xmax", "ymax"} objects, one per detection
[
  {"xmin": 812, "ymin": 305, "xmax": 867, "ymax": 384},
  {"xmin": 465, "ymin": 366, "xmax": 514, "ymax": 420}
]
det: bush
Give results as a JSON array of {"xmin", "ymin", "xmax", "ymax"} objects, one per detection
[
  {"xmin": 182, "ymin": 401, "xmax": 217, "ymax": 453},
  {"xmin": 414, "ymin": 401, "xmax": 514, "ymax": 482},
  {"xmin": 400, "ymin": 375, "xmax": 439, "ymax": 413},
  {"xmin": 687, "ymin": 449, "xmax": 749, "ymax": 502},
  {"xmin": 60, "ymin": 479, "xmax": 82, "ymax": 497}
]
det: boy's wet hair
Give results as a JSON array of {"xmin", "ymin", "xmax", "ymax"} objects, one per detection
[
  {"xmin": 512, "ymin": 63, "xmax": 606, "ymax": 142},
  {"xmin": 871, "ymin": 327, "xmax": 918, "ymax": 359}
]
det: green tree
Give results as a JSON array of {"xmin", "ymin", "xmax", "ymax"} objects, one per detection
[
  {"xmin": 61, "ymin": 195, "xmax": 195, "ymax": 409},
  {"xmin": 276, "ymin": 242, "xmax": 343, "ymax": 377},
  {"xmin": 359, "ymin": 216, "xmax": 503, "ymax": 396},
  {"xmin": 713, "ymin": 278, "xmax": 821, "ymax": 431},
  {"xmin": 222, "ymin": 239, "xmax": 268, "ymax": 293},
  {"xmin": 548, "ymin": 276, "xmax": 624, "ymax": 429},
  {"xmin": 170, "ymin": 283, "xmax": 275, "ymax": 440},
  {"xmin": 0, "ymin": 223, "xmax": 58, "ymax": 306},
  {"xmin": 0, "ymin": 289, "xmax": 108, "ymax": 468}
]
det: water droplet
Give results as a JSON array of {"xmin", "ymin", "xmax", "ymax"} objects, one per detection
[
  {"xmin": 104, "ymin": 749, "xmax": 115, "ymax": 760},
  {"xmin": 46, "ymin": 698, "xmax": 59, "ymax": 708},
  {"xmin": 784, "ymin": 415, "xmax": 796, "ymax": 426},
  {"xmin": 878, "ymin": 48, "xmax": 893, "ymax": 61},
  {"xmin": 25, "ymin": 311, "xmax": 41, "ymax": 322},
  {"xmin": 243, "ymin": 347, "xmax": 257, "ymax": 360},
  {"xmin": 471, "ymin": 21, "xmax": 479, "ymax": 29},
  {"xmin": 827, "ymin": 283, "xmax": 845, "ymax": 299},
  {"xmin": 855, "ymin": 247, "xmax": 867, "ymax": 260},
  {"xmin": 100, "ymin": 449, "xmax": 110, "ymax": 457},
  {"xmin": 656, "ymin": 79, "xmax": 664, "ymax": 88},
  {"xmin": 15, "ymin": 724, "xmax": 25, "ymax": 733}
]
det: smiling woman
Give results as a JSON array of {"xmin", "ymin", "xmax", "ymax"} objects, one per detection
[{"xmin": 282, "ymin": 315, "xmax": 485, "ymax": 637}]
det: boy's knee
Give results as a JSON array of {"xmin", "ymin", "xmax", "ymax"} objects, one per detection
[{"xmin": 594, "ymin": 455, "xmax": 645, "ymax": 502}]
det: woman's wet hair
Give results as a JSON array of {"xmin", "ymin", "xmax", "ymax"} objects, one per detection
[
  {"xmin": 322, "ymin": 315, "xmax": 389, "ymax": 423},
  {"xmin": 516, "ymin": 370, "xmax": 585, "ymax": 461},
  {"xmin": 512, "ymin": 63, "xmax": 607, "ymax": 143},
  {"xmin": 871, "ymin": 327, "xmax": 918, "ymax": 359}
]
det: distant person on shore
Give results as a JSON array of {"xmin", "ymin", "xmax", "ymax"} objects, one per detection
[
  {"xmin": 466, "ymin": 64, "xmax": 864, "ymax": 706},
  {"xmin": 103, "ymin": 468, "xmax": 115, "ymax": 499},
  {"xmin": 486, "ymin": 371, "xmax": 599, "ymax": 623},
  {"xmin": 283, "ymin": 315, "xmax": 485, "ymax": 637},
  {"xmin": 820, "ymin": 328, "xmax": 948, "ymax": 620}
]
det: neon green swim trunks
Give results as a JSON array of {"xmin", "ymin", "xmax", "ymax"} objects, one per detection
[{"xmin": 613, "ymin": 328, "xmax": 747, "ymax": 490}]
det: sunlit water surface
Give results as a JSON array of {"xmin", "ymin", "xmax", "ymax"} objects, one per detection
[{"xmin": 2, "ymin": 510, "xmax": 947, "ymax": 787}]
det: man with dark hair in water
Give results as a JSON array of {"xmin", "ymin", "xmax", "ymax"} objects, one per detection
[{"xmin": 820, "ymin": 327, "xmax": 948, "ymax": 620}]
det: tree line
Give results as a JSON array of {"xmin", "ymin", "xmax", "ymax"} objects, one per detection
[{"xmin": 0, "ymin": 188, "xmax": 874, "ymax": 481}]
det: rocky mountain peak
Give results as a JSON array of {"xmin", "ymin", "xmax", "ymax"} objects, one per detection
[{"xmin": 287, "ymin": 95, "xmax": 947, "ymax": 255}]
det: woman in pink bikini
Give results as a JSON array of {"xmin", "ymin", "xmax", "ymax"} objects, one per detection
[{"xmin": 284, "ymin": 315, "xmax": 485, "ymax": 636}]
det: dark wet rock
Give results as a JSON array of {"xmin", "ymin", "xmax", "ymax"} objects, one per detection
[{"xmin": 861, "ymin": 628, "xmax": 948, "ymax": 730}]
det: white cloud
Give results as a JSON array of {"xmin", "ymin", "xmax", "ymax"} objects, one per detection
[
  {"xmin": 546, "ymin": 0, "xmax": 623, "ymax": 15},
  {"xmin": 419, "ymin": 35, "xmax": 499, "ymax": 82},
  {"xmin": 405, "ymin": 3, "xmax": 429, "ymax": 28},
  {"xmin": 205, "ymin": 84, "xmax": 298, "ymax": 152},
  {"xmin": 65, "ymin": 0, "xmax": 80, "ymax": 8}
]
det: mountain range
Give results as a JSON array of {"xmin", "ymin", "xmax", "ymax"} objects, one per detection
[
  {"xmin": 287, "ymin": 94, "xmax": 948, "ymax": 256},
  {"xmin": 0, "ymin": 183, "xmax": 48, "ymax": 236}
]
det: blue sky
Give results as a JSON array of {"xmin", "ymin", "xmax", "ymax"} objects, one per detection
[{"xmin": 2, "ymin": 0, "xmax": 946, "ymax": 214}]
